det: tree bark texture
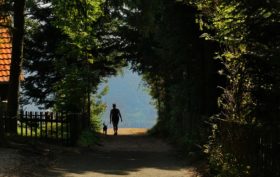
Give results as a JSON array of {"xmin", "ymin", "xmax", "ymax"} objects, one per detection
[{"xmin": 7, "ymin": 0, "xmax": 26, "ymax": 133}]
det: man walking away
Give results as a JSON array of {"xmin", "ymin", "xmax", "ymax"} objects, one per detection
[{"xmin": 110, "ymin": 104, "xmax": 123, "ymax": 135}]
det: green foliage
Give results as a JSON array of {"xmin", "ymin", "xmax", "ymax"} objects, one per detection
[
  {"xmin": 124, "ymin": 0, "xmax": 219, "ymax": 154},
  {"xmin": 77, "ymin": 129, "xmax": 99, "ymax": 147},
  {"xmin": 204, "ymin": 121, "xmax": 247, "ymax": 177},
  {"xmin": 21, "ymin": 1, "xmax": 280, "ymax": 176},
  {"xmin": 189, "ymin": 0, "xmax": 280, "ymax": 176},
  {"xmin": 23, "ymin": 0, "xmax": 125, "ymax": 111},
  {"xmin": 52, "ymin": 0, "xmax": 104, "ymax": 39},
  {"xmin": 90, "ymin": 86, "xmax": 108, "ymax": 131},
  {"xmin": 53, "ymin": 67, "xmax": 88, "ymax": 112},
  {"xmin": 208, "ymin": 145, "xmax": 250, "ymax": 177},
  {"xmin": 22, "ymin": 0, "xmax": 128, "ymax": 137},
  {"xmin": 77, "ymin": 89, "xmax": 107, "ymax": 147}
]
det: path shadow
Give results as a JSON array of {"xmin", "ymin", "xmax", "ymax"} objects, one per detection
[
  {"xmin": 36, "ymin": 131, "xmax": 194, "ymax": 176},
  {"xmin": 43, "ymin": 150, "xmax": 186, "ymax": 176}
]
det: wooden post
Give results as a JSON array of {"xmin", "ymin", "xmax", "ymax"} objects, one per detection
[
  {"xmin": 30, "ymin": 112, "xmax": 33, "ymax": 137},
  {"xmin": 45, "ymin": 112, "xmax": 48, "ymax": 138},
  {"xmin": 25, "ymin": 111, "xmax": 27, "ymax": 136},
  {"xmin": 20, "ymin": 110, "xmax": 23, "ymax": 136},
  {"xmin": 56, "ymin": 112, "xmax": 58, "ymax": 141},
  {"xmin": 34, "ymin": 112, "xmax": 38, "ymax": 138},
  {"xmin": 40, "ymin": 112, "xmax": 43, "ymax": 138},
  {"xmin": 60, "ymin": 112, "xmax": 63, "ymax": 140},
  {"xmin": 50, "ymin": 112, "xmax": 53, "ymax": 138}
]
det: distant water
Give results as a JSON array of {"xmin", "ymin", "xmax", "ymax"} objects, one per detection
[
  {"xmin": 23, "ymin": 68, "xmax": 158, "ymax": 128},
  {"xmin": 98, "ymin": 68, "xmax": 157, "ymax": 128}
]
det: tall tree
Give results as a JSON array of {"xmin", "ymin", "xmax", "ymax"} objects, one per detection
[
  {"xmin": 6, "ymin": 0, "xmax": 26, "ymax": 133},
  {"xmin": 0, "ymin": 0, "xmax": 10, "ymax": 143},
  {"xmin": 22, "ymin": 0, "xmax": 127, "ymax": 129}
]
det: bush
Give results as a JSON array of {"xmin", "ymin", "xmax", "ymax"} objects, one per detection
[{"xmin": 77, "ymin": 129, "xmax": 99, "ymax": 147}]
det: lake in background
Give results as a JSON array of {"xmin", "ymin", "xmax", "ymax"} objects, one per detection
[
  {"xmin": 24, "ymin": 68, "xmax": 158, "ymax": 128},
  {"xmin": 98, "ymin": 68, "xmax": 157, "ymax": 128}
]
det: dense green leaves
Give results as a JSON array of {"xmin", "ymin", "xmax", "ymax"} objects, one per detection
[
  {"xmin": 121, "ymin": 0, "xmax": 220, "ymax": 149},
  {"xmin": 187, "ymin": 0, "xmax": 280, "ymax": 176},
  {"xmin": 20, "ymin": 0, "xmax": 280, "ymax": 175},
  {"xmin": 23, "ymin": 0, "xmax": 124, "ymax": 108},
  {"xmin": 22, "ymin": 0, "xmax": 127, "ymax": 130}
]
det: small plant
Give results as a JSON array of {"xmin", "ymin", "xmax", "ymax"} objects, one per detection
[{"xmin": 77, "ymin": 129, "xmax": 99, "ymax": 147}]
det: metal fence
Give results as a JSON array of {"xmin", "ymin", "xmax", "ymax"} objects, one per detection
[
  {"xmin": 0, "ymin": 111, "xmax": 82, "ymax": 145},
  {"xmin": 217, "ymin": 119, "xmax": 280, "ymax": 177}
]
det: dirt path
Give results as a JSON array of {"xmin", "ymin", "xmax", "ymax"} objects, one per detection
[
  {"xmin": 0, "ymin": 148, "xmax": 21, "ymax": 176},
  {"xmin": 38, "ymin": 128, "xmax": 201, "ymax": 177}
]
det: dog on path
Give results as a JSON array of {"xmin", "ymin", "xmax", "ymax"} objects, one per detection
[{"xmin": 103, "ymin": 123, "xmax": 108, "ymax": 135}]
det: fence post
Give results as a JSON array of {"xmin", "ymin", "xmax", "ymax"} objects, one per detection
[
  {"xmin": 56, "ymin": 113, "xmax": 58, "ymax": 141},
  {"xmin": 45, "ymin": 112, "xmax": 48, "ymax": 138},
  {"xmin": 40, "ymin": 112, "xmax": 43, "ymax": 138},
  {"xmin": 19, "ymin": 110, "xmax": 23, "ymax": 136},
  {"xmin": 34, "ymin": 112, "xmax": 38, "ymax": 138},
  {"xmin": 25, "ymin": 111, "xmax": 27, "ymax": 136},
  {"xmin": 50, "ymin": 112, "xmax": 53, "ymax": 138},
  {"xmin": 59, "ymin": 112, "xmax": 63, "ymax": 140},
  {"xmin": 30, "ymin": 112, "xmax": 33, "ymax": 137}
]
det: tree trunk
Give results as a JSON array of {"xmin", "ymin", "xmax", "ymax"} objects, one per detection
[{"xmin": 6, "ymin": 0, "xmax": 26, "ymax": 134}]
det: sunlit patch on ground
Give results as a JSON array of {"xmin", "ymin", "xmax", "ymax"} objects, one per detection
[{"xmin": 100, "ymin": 128, "xmax": 148, "ymax": 136}]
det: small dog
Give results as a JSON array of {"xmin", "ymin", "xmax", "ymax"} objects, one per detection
[{"xmin": 103, "ymin": 123, "xmax": 107, "ymax": 135}]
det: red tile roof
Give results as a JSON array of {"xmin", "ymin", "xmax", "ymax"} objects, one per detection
[{"xmin": 0, "ymin": 27, "xmax": 12, "ymax": 83}]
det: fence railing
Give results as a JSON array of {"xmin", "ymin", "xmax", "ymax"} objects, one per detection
[
  {"xmin": 0, "ymin": 111, "xmax": 82, "ymax": 145},
  {"xmin": 216, "ymin": 119, "xmax": 280, "ymax": 177}
]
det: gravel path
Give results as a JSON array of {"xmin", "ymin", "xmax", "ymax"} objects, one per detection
[
  {"xmin": 0, "ymin": 129, "xmax": 202, "ymax": 177},
  {"xmin": 43, "ymin": 128, "xmax": 201, "ymax": 177},
  {"xmin": 0, "ymin": 148, "xmax": 21, "ymax": 177}
]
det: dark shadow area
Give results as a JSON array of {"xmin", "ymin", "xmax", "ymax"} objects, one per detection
[
  {"xmin": 43, "ymin": 150, "xmax": 185, "ymax": 176},
  {"xmin": 30, "ymin": 133, "xmax": 195, "ymax": 177}
]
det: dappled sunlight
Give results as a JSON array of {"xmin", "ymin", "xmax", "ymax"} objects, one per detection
[{"xmin": 100, "ymin": 128, "xmax": 148, "ymax": 136}]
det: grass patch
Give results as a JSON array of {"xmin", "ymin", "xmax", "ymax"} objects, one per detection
[{"xmin": 17, "ymin": 122, "xmax": 69, "ymax": 140}]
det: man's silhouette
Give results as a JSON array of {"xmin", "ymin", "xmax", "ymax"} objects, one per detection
[{"xmin": 110, "ymin": 104, "xmax": 122, "ymax": 135}]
